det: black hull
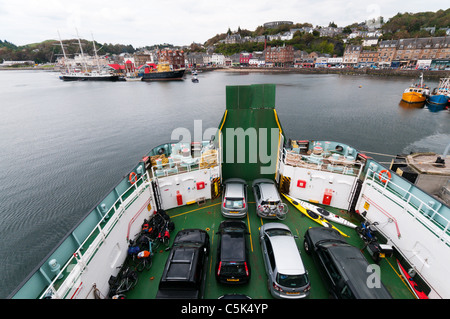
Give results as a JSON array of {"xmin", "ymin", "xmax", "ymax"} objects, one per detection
[
  {"xmin": 142, "ymin": 69, "xmax": 185, "ymax": 81},
  {"xmin": 59, "ymin": 75, "xmax": 120, "ymax": 82}
]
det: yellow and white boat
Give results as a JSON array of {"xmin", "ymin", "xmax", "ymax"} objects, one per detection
[{"xmin": 401, "ymin": 73, "xmax": 430, "ymax": 104}]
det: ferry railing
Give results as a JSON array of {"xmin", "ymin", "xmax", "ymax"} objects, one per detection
[
  {"xmin": 364, "ymin": 168, "xmax": 450, "ymax": 245},
  {"xmin": 38, "ymin": 171, "xmax": 151, "ymax": 299},
  {"xmin": 282, "ymin": 149, "xmax": 362, "ymax": 177},
  {"xmin": 151, "ymin": 149, "xmax": 219, "ymax": 178}
]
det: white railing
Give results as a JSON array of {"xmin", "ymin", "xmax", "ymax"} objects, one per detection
[
  {"xmin": 39, "ymin": 172, "xmax": 151, "ymax": 299},
  {"xmin": 283, "ymin": 149, "xmax": 362, "ymax": 177},
  {"xmin": 151, "ymin": 149, "xmax": 219, "ymax": 178},
  {"xmin": 364, "ymin": 168, "xmax": 450, "ymax": 244}
]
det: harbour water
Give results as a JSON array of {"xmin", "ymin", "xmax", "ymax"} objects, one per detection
[{"xmin": 1, "ymin": 69, "xmax": 449, "ymax": 298}]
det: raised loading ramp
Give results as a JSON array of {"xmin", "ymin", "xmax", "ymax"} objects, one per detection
[{"xmin": 217, "ymin": 84, "xmax": 284, "ymax": 181}]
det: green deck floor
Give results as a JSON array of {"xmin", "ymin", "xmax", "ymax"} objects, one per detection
[{"xmin": 125, "ymin": 187, "xmax": 415, "ymax": 300}]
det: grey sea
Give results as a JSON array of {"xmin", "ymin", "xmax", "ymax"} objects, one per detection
[{"xmin": 1, "ymin": 69, "xmax": 449, "ymax": 298}]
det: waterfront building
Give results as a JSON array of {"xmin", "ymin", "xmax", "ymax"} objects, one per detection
[
  {"xmin": 157, "ymin": 49, "xmax": 185, "ymax": 69},
  {"xmin": 315, "ymin": 56, "xmax": 329, "ymax": 68},
  {"xmin": 358, "ymin": 50, "xmax": 379, "ymax": 67},
  {"xmin": 392, "ymin": 36, "xmax": 450, "ymax": 68},
  {"xmin": 249, "ymin": 58, "xmax": 265, "ymax": 67},
  {"xmin": 211, "ymin": 53, "xmax": 225, "ymax": 66},
  {"xmin": 377, "ymin": 40, "xmax": 398, "ymax": 68},
  {"xmin": 430, "ymin": 59, "xmax": 450, "ymax": 70},
  {"xmin": 343, "ymin": 45, "xmax": 362, "ymax": 66},
  {"xmin": 264, "ymin": 45, "xmax": 294, "ymax": 67},
  {"xmin": 186, "ymin": 52, "xmax": 204, "ymax": 68},
  {"xmin": 240, "ymin": 52, "xmax": 253, "ymax": 66},
  {"xmin": 134, "ymin": 51, "xmax": 154, "ymax": 67},
  {"xmin": 328, "ymin": 57, "xmax": 343, "ymax": 66}
]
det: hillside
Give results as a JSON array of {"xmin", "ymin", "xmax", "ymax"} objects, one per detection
[
  {"xmin": 381, "ymin": 8, "xmax": 450, "ymax": 39},
  {"xmin": 0, "ymin": 39, "xmax": 135, "ymax": 64}
]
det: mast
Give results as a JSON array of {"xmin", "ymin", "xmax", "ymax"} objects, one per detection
[
  {"xmin": 91, "ymin": 32, "xmax": 101, "ymax": 71},
  {"xmin": 75, "ymin": 28, "xmax": 88, "ymax": 72},
  {"xmin": 57, "ymin": 30, "xmax": 70, "ymax": 73}
]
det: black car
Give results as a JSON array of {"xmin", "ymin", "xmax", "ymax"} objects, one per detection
[
  {"xmin": 303, "ymin": 227, "xmax": 392, "ymax": 299},
  {"xmin": 215, "ymin": 220, "xmax": 251, "ymax": 284},
  {"xmin": 156, "ymin": 229, "xmax": 210, "ymax": 299}
]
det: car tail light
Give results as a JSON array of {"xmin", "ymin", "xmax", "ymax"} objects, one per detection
[
  {"xmin": 243, "ymin": 202, "xmax": 246, "ymax": 208},
  {"xmin": 244, "ymin": 262, "xmax": 249, "ymax": 276},
  {"xmin": 273, "ymin": 283, "xmax": 283, "ymax": 292},
  {"xmin": 217, "ymin": 261, "xmax": 222, "ymax": 276},
  {"xmin": 304, "ymin": 284, "xmax": 311, "ymax": 292},
  {"xmin": 223, "ymin": 200, "xmax": 226, "ymax": 208}
]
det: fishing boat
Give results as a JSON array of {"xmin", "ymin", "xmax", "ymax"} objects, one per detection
[
  {"xmin": 141, "ymin": 62, "xmax": 185, "ymax": 81},
  {"xmin": 401, "ymin": 73, "xmax": 430, "ymax": 104},
  {"xmin": 427, "ymin": 77, "xmax": 450, "ymax": 108},
  {"xmin": 8, "ymin": 84, "xmax": 450, "ymax": 301}
]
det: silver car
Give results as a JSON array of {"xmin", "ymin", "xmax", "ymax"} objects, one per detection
[
  {"xmin": 252, "ymin": 179, "xmax": 287, "ymax": 219},
  {"xmin": 221, "ymin": 178, "xmax": 248, "ymax": 218},
  {"xmin": 259, "ymin": 223, "xmax": 310, "ymax": 299}
]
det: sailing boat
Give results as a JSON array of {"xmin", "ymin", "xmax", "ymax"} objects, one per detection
[{"xmin": 59, "ymin": 30, "xmax": 120, "ymax": 82}]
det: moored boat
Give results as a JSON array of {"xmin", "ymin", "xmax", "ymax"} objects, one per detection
[
  {"xmin": 401, "ymin": 73, "xmax": 430, "ymax": 104},
  {"xmin": 58, "ymin": 30, "xmax": 119, "ymax": 82},
  {"xmin": 141, "ymin": 62, "xmax": 185, "ymax": 81},
  {"xmin": 59, "ymin": 71, "xmax": 120, "ymax": 81},
  {"xmin": 427, "ymin": 77, "xmax": 450, "ymax": 108}
]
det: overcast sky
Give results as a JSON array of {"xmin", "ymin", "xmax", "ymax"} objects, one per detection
[{"xmin": 0, "ymin": 0, "xmax": 447, "ymax": 48}]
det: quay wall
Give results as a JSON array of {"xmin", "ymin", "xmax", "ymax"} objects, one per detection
[{"xmin": 214, "ymin": 67, "xmax": 449, "ymax": 79}]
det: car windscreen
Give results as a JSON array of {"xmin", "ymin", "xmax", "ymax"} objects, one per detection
[
  {"xmin": 260, "ymin": 200, "xmax": 279, "ymax": 206},
  {"xmin": 265, "ymin": 229, "xmax": 291, "ymax": 237},
  {"xmin": 224, "ymin": 198, "xmax": 244, "ymax": 209},
  {"xmin": 277, "ymin": 273, "xmax": 309, "ymax": 288}
]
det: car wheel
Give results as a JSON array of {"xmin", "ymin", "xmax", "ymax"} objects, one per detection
[{"xmin": 303, "ymin": 240, "xmax": 311, "ymax": 255}]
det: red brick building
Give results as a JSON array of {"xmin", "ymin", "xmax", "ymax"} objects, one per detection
[
  {"xmin": 265, "ymin": 45, "xmax": 294, "ymax": 67},
  {"xmin": 157, "ymin": 49, "xmax": 185, "ymax": 69}
]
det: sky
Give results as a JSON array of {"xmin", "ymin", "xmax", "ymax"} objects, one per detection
[{"xmin": 0, "ymin": 0, "xmax": 447, "ymax": 48}]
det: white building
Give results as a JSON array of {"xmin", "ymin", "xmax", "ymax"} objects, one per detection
[
  {"xmin": 328, "ymin": 57, "xmax": 343, "ymax": 65},
  {"xmin": 280, "ymin": 32, "xmax": 294, "ymax": 41},
  {"xmin": 210, "ymin": 53, "xmax": 225, "ymax": 66},
  {"xmin": 249, "ymin": 58, "xmax": 265, "ymax": 67},
  {"xmin": 362, "ymin": 38, "xmax": 379, "ymax": 47}
]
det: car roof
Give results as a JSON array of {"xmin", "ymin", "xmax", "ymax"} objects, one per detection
[
  {"xmin": 258, "ymin": 183, "xmax": 280, "ymax": 201},
  {"xmin": 224, "ymin": 181, "xmax": 245, "ymax": 198},
  {"xmin": 326, "ymin": 245, "xmax": 392, "ymax": 298},
  {"xmin": 269, "ymin": 235, "xmax": 305, "ymax": 275},
  {"xmin": 220, "ymin": 232, "xmax": 246, "ymax": 261},
  {"xmin": 306, "ymin": 227, "xmax": 347, "ymax": 245}
]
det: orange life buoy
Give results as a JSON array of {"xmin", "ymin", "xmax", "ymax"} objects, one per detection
[
  {"xmin": 378, "ymin": 169, "xmax": 391, "ymax": 183},
  {"xmin": 129, "ymin": 172, "xmax": 137, "ymax": 184}
]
